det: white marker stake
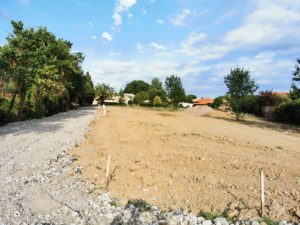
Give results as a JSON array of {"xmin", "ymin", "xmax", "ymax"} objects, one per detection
[
  {"xmin": 106, "ymin": 154, "xmax": 111, "ymax": 178},
  {"xmin": 103, "ymin": 104, "xmax": 106, "ymax": 117},
  {"xmin": 260, "ymin": 169, "xmax": 265, "ymax": 217}
]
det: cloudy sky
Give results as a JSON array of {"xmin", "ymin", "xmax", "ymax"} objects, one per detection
[{"xmin": 0, "ymin": 0, "xmax": 300, "ymax": 97}]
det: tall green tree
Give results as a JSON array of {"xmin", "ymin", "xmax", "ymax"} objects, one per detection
[
  {"xmin": 95, "ymin": 83, "xmax": 115, "ymax": 104},
  {"xmin": 0, "ymin": 20, "xmax": 91, "ymax": 121},
  {"xmin": 148, "ymin": 78, "xmax": 166, "ymax": 103},
  {"xmin": 123, "ymin": 80, "xmax": 149, "ymax": 94},
  {"xmin": 165, "ymin": 75, "xmax": 185, "ymax": 107},
  {"xmin": 291, "ymin": 58, "xmax": 300, "ymax": 100},
  {"xmin": 80, "ymin": 72, "xmax": 95, "ymax": 105},
  {"xmin": 224, "ymin": 67, "xmax": 259, "ymax": 119},
  {"xmin": 0, "ymin": 21, "xmax": 35, "ymax": 118}
]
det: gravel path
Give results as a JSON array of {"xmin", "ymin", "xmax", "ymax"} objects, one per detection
[{"xmin": 0, "ymin": 107, "xmax": 99, "ymax": 224}]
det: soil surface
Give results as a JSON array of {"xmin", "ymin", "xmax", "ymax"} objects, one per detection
[{"xmin": 70, "ymin": 106, "xmax": 300, "ymax": 222}]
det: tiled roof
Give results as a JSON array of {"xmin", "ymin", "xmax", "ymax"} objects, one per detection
[{"xmin": 192, "ymin": 98, "xmax": 214, "ymax": 105}]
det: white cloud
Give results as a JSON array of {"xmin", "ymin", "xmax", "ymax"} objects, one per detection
[
  {"xmin": 128, "ymin": 13, "xmax": 133, "ymax": 18},
  {"xmin": 149, "ymin": 42, "xmax": 166, "ymax": 51},
  {"xmin": 113, "ymin": 0, "xmax": 137, "ymax": 26},
  {"xmin": 87, "ymin": 0, "xmax": 300, "ymax": 97},
  {"xmin": 181, "ymin": 32, "xmax": 206, "ymax": 48},
  {"xmin": 171, "ymin": 9, "xmax": 191, "ymax": 27},
  {"xmin": 136, "ymin": 43, "xmax": 145, "ymax": 53},
  {"xmin": 91, "ymin": 35, "xmax": 97, "ymax": 40},
  {"xmin": 136, "ymin": 42, "xmax": 167, "ymax": 52},
  {"xmin": 157, "ymin": 19, "xmax": 164, "ymax": 25},
  {"xmin": 88, "ymin": 22, "xmax": 94, "ymax": 26},
  {"xmin": 224, "ymin": 0, "xmax": 300, "ymax": 48},
  {"xmin": 213, "ymin": 9, "xmax": 238, "ymax": 25},
  {"xmin": 109, "ymin": 52, "xmax": 122, "ymax": 57},
  {"xmin": 102, "ymin": 32, "xmax": 113, "ymax": 42},
  {"xmin": 148, "ymin": 0, "xmax": 155, "ymax": 3}
]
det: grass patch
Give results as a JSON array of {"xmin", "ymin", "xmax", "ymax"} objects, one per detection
[
  {"xmin": 198, "ymin": 211, "xmax": 218, "ymax": 220},
  {"xmin": 262, "ymin": 216, "xmax": 278, "ymax": 225},
  {"xmin": 109, "ymin": 200, "xmax": 118, "ymax": 207}
]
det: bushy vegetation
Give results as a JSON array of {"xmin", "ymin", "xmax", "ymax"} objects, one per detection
[
  {"xmin": 0, "ymin": 21, "xmax": 95, "ymax": 124},
  {"xmin": 224, "ymin": 67, "xmax": 259, "ymax": 119},
  {"xmin": 153, "ymin": 96, "xmax": 163, "ymax": 106},
  {"xmin": 275, "ymin": 99, "xmax": 300, "ymax": 124},
  {"xmin": 185, "ymin": 94, "xmax": 197, "ymax": 103},
  {"xmin": 123, "ymin": 76, "xmax": 191, "ymax": 108},
  {"xmin": 165, "ymin": 75, "xmax": 186, "ymax": 107},
  {"xmin": 94, "ymin": 83, "xmax": 115, "ymax": 105},
  {"xmin": 198, "ymin": 211, "xmax": 218, "ymax": 220},
  {"xmin": 211, "ymin": 96, "xmax": 225, "ymax": 109}
]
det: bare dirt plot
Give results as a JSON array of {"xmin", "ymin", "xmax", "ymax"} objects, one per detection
[{"xmin": 70, "ymin": 106, "xmax": 300, "ymax": 221}]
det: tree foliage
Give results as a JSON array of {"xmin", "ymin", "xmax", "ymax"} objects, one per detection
[
  {"xmin": 0, "ymin": 21, "xmax": 95, "ymax": 123},
  {"xmin": 185, "ymin": 94, "xmax": 197, "ymax": 103},
  {"xmin": 165, "ymin": 75, "xmax": 185, "ymax": 107},
  {"xmin": 95, "ymin": 83, "xmax": 115, "ymax": 105},
  {"xmin": 148, "ymin": 78, "xmax": 166, "ymax": 103},
  {"xmin": 153, "ymin": 96, "xmax": 163, "ymax": 106},
  {"xmin": 133, "ymin": 91, "xmax": 149, "ymax": 104},
  {"xmin": 291, "ymin": 58, "xmax": 300, "ymax": 100},
  {"xmin": 80, "ymin": 72, "xmax": 95, "ymax": 105},
  {"xmin": 123, "ymin": 80, "xmax": 150, "ymax": 94},
  {"xmin": 224, "ymin": 67, "xmax": 258, "ymax": 118}
]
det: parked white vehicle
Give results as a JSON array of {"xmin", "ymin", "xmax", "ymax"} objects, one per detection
[{"xmin": 178, "ymin": 102, "xmax": 194, "ymax": 108}]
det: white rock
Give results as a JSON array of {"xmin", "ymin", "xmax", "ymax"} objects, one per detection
[
  {"xmin": 214, "ymin": 217, "xmax": 229, "ymax": 225},
  {"xmin": 202, "ymin": 220, "xmax": 213, "ymax": 225}
]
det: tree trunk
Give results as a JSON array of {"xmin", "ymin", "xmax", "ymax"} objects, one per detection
[
  {"xmin": 5, "ymin": 90, "xmax": 17, "ymax": 122},
  {"xmin": 17, "ymin": 91, "xmax": 26, "ymax": 120}
]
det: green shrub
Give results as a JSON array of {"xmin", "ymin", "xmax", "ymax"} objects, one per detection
[
  {"xmin": 240, "ymin": 95, "xmax": 259, "ymax": 115},
  {"xmin": 153, "ymin": 96, "xmax": 163, "ymax": 106},
  {"xmin": 275, "ymin": 99, "xmax": 300, "ymax": 124},
  {"xmin": 198, "ymin": 211, "xmax": 217, "ymax": 220},
  {"xmin": 258, "ymin": 91, "xmax": 287, "ymax": 107},
  {"xmin": 134, "ymin": 91, "xmax": 149, "ymax": 105},
  {"xmin": 211, "ymin": 96, "xmax": 224, "ymax": 109}
]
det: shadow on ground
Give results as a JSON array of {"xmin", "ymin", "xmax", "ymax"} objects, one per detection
[
  {"xmin": 0, "ymin": 106, "xmax": 98, "ymax": 136},
  {"xmin": 203, "ymin": 114, "xmax": 300, "ymax": 134}
]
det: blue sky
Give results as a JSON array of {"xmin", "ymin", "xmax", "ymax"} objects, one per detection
[{"xmin": 1, "ymin": 0, "xmax": 300, "ymax": 97}]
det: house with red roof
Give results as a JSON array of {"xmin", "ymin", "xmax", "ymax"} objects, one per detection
[{"xmin": 192, "ymin": 98, "xmax": 214, "ymax": 106}]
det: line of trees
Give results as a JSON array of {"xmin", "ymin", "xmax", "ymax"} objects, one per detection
[
  {"xmin": 0, "ymin": 21, "xmax": 95, "ymax": 125},
  {"xmin": 214, "ymin": 61, "xmax": 300, "ymax": 124},
  {"xmin": 121, "ymin": 75, "xmax": 196, "ymax": 107}
]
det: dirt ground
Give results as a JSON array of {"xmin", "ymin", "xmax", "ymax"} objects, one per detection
[{"xmin": 70, "ymin": 106, "xmax": 300, "ymax": 221}]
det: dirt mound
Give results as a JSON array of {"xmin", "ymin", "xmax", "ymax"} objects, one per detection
[{"xmin": 185, "ymin": 105, "xmax": 214, "ymax": 116}]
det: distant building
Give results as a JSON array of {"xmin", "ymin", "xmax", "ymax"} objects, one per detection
[
  {"xmin": 192, "ymin": 98, "xmax": 214, "ymax": 106},
  {"xmin": 178, "ymin": 102, "xmax": 193, "ymax": 108},
  {"xmin": 123, "ymin": 93, "xmax": 135, "ymax": 104}
]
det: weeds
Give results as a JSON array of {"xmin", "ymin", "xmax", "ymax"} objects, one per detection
[
  {"xmin": 262, "ymin": 216, "xmax": 278, "ymax": 225},
  {"xmin": 109, "ymin": 200, "xmax": 118, "ymax": 207},
  {"xmin": 198, "ymin": 211, "xmax": 218, "ymax": 220}
]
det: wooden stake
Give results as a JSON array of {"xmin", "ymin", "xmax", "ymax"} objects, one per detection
[
  {"xmin": 260, "ymin": 169, "xmax": 265, "ymax": 217},
  {"xmin": 106, "ymin": 154, "xmax": 111, "ymax": 178}
]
